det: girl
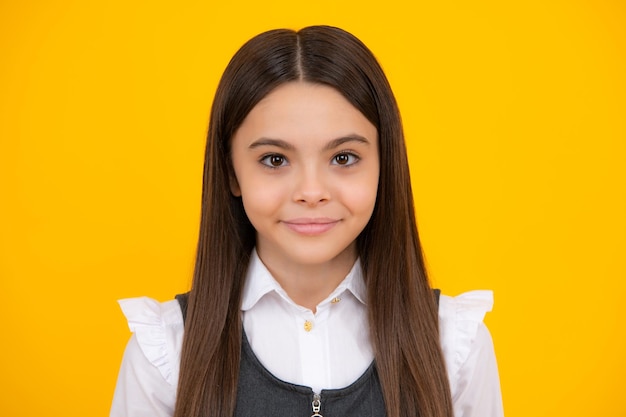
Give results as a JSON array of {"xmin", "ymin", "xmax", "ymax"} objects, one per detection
[{"xmin": 110, "ymin": 26, "xmax": 503, "ymax": 417}]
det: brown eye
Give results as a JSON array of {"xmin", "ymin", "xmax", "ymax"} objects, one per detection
[
  {"xmin": 332, "ymin": 153, "xmax": 358, "ymax": 166},
  {"xmin": 270, "ymin": 155, "xmax": 284, "ymax": 166},
  {"xmin": 260, "ymin": 154, "xmax": 288, "ymax": 168},
  {"xmin": 335, "ymin": 154, "xmax": 349, "ymax": 165}
]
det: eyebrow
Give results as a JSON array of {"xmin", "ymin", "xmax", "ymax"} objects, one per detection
[{"xmin": 248, "ymin": 134, "xmax": 372, "ymax": 151}]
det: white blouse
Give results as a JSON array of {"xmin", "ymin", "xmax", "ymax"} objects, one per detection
[{"xmin": 110, "ymin": 252, "xmax": 504, "ymax": 417}]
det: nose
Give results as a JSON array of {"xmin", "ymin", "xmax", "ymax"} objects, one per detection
[{"xmin": 293, "ymin": 166, "xmax": 330, "ymax": 206}]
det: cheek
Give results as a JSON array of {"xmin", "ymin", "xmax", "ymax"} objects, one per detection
[
  {"xmin": 341, "ymin": 175, "xmax": 379, "ymax": 216},
  {"xmin": 239, "ymin": 181, "xmax": 284, "ymax": 218},
  {"xmin": 352, "ymin": 190, "xmax": 378, "ymax": 216}
]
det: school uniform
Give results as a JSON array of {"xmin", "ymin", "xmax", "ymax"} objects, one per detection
[{"xmin": 110, "ymin": 250, "xmax": 503, "ymax": 417}]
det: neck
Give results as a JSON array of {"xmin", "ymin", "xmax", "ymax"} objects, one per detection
[{"xmin": 257, "ymin": 246, "xmax": 357, "ymax": 312}]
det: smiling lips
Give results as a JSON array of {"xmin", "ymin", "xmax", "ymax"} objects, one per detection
[{"xmin": 282, "ymin": 218, "xmax": 340, "ymax": 235}]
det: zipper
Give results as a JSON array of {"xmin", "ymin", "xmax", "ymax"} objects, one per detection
[{"xmin": 310, "ymin": 393, "xmax": 323, "ymax": 417}]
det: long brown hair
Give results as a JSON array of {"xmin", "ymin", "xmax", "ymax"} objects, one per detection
[{"xmin": 175, "ymin": 26, "xmax": 453, "ymax": 417}]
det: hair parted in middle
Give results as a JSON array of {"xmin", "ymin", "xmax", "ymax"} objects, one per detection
[{"xmin": 175, "ymin": 25, "xmax": 454, "ymax": 417}]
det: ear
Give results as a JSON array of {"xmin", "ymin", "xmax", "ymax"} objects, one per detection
[{"xmin": 229, "ymin": 171, "xmax": 241, "ymax": 197}]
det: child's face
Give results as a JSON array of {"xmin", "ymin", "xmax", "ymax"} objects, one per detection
[{"xmin": 230, "ymin": 81, "xmax": 379, "ymax": 269}]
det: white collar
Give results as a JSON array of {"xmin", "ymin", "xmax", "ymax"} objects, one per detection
[{"xmin": 241, "ymin": 249, "xmax": 367, "ymax": 312}]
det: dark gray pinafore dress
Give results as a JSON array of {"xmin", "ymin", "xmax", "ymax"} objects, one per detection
[{"xmin": 176, "ymin": 290, "xmax": 440, "ymax": 417}]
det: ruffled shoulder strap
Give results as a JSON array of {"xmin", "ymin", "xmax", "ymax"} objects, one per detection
[
  {"xmin": 437, "ymin": 290, "xmax": 494, "ymax": 392},
  {"xmin": 118, "ymin": 297, "xmax": 185, "ymax": 386}
]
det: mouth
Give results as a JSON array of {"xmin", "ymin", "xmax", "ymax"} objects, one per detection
[{"xmin": 282, "ymin": 218, "xmax": 340, "ymax": 236}]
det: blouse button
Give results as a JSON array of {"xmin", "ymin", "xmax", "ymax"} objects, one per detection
[{"xmin": 304, "ymin": 320, "xmax": 313, "ymax": 332}]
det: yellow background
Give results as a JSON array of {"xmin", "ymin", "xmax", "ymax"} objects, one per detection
[{"xmin": 1, "ymin": 0, "xmax": 624, "ymax": 416}]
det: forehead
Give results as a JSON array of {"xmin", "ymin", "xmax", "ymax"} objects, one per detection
[{"xmin": 234, "ymin": 82, "xmax": 377, "ymax": 145}]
